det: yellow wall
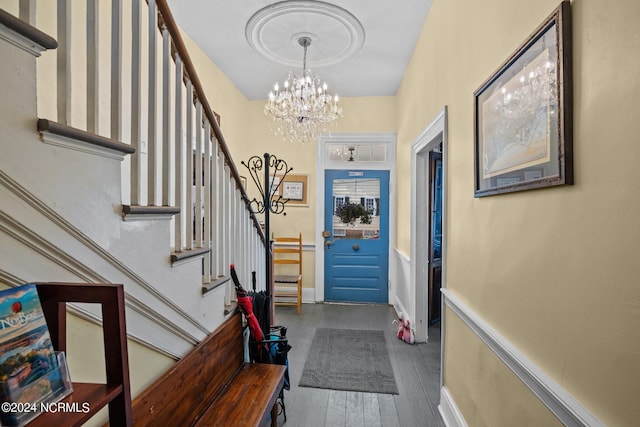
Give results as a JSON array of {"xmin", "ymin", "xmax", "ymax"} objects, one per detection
[
  {"xmin": 64, "ymin": 315, "xmax": 174, "ymax": 427},
  {"xmin": 444, "ymin": 311, "xmax": 562, "ymax": 427},
  {"xmin": 65, "ymin": 314, "xmax": 174, "ymax": 392},
  {"xmin": 180, "ymin": 30, "xmax": 249, "ymax": 154},
  {"xmin": 397, "ymin": 0, "xmax": 640, "ymax": 425}
]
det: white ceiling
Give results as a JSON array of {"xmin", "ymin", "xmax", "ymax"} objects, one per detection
[{"xmin": 166, "ymin": 0, "xmax": 432, "ymax": 100}]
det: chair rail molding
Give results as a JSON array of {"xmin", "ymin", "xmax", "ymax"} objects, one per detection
[
  {"xmin": 442, "ymin": 289, "xmax": 604, "ymax": 427},
  {"xmin": 272, "ymin": 240, "xmax": 315, "ymax": 251}
]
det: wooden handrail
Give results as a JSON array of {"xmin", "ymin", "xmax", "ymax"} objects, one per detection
[
  {"xmin": 0, "ymin": 8, "xmax": 58, "ymax": 50},
  {"xmin": 155, "ymin": 0, "xmax": 264, "ymax": 242}
]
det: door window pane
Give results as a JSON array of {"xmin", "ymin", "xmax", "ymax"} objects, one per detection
[{"xmin": 332, "ymin": 177, "xmax": 380, "ymax": 240}]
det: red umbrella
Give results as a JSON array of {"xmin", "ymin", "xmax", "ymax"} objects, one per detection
[{"xmin": 230, "ymin": 265, "xmax": 264, "ymax": 343}]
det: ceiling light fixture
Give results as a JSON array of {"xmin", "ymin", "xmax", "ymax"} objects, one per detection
[{"xmin": 264, "ymin": 36, "xmax": 343, "ymax": 143}]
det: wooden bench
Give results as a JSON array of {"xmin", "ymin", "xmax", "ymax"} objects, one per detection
[{"xmin": 132, "ymin": 311, "xmax": 285, "ymax": 427}]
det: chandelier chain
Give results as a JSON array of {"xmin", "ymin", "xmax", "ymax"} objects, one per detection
[{"xmin": 302, "ymin": 42, "xmax": 307, "ymax": 72}]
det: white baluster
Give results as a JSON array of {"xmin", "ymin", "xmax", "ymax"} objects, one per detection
[
  {"xmin": 86, "ymin": 0, "xmax": 99, "ymax": 134},
  {"xmin": 19, "ymin": 0, "xmax": 35, "ymax": 25},
  {"xmin": 223, "ymin": 165, "xmax": 230, "ymax": 270},
  {"xmin": 131, "ymin": 0, "xmax": 144, "ymax": 205},
  {"xmin": 111, "ymin": 0, "xmax": 122, "ymax": 142},
  {"xmin": 195, "ymin": 102, "xmax": 203, "ymax": 248},
  {"xmin": 57, "ymin": 0, "xmax": 72, "ymax": 125},
  {"xmin": 237, "ymin": 192, "xmax": 243, "ymax": 284},
  {"xmin": 251, "ymin": 219, "xmax": 256, "ymax": 283},
  {"xmin": 225, "ymin": 276, "xmax": 232, "ymax": 306},
  {"xmin": 211, "ymin": 143, "xmax": 219, "ymax": 278},
  {"xmin": 217, "ymin": 148, "xmax": 225, "ymax": 276},
  {"xmin": 237, "ymin": 195, "xmax": 243, "ymax": 281},
  {"xmin": 147, "ymin": 0, "xmax": 157, "ymax": 205},
  {"xmin": 173, "ymin": 56, "xmax": 184, "ymax": 252},
  {"xmin": 203, "ymin": 122, "xmax": 212, "ymax": 283},
  {"xmin": 162, "ymin": 26, "xmax": 172, "ymax": 206},
  {"xmin": 231, "ymin": 185, "xmax": 237, "ymax": 268},
  {"xmin": 241, "ymin": 197, "xmax": 246, "ymax": 284},
  {"xmin": 185, "ymin": 81, "xmax": 193, "ymax": 250}
]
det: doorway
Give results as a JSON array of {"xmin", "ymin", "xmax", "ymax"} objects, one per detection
[
  {"xmin": 411, "ymin": 107, "xmax": 447, "ymax": 343},
  {"xmin": 428, "ymin": 151, "xmax": 443, "ymax": 324},
  {"xmin": 323, "ymin": 169, "xmax": 390, "ymax": 303},
  {"xmin": 315, "ymin": 133, "xmax": 396, "ymax": 303}
]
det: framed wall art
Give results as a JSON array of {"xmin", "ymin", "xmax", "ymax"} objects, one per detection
[
  {"xmin": 276, "ymin": 174, "xmax": 308, "ymax": 206},
  {"xmin": 474, "ymin": 1, "xmax": 573, "ymax": 197}
]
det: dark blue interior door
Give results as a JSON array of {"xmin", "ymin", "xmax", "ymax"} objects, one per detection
[{"xmin": 324, "ymin": 170, "xmax": 389, "ymax": 303}]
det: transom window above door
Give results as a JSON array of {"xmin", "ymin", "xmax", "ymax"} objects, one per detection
[{"xmin": 326, "ymin": 144, "xmax": 388, "ymax": 163}]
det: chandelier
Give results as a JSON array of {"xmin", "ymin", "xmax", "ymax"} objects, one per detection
[{"xmin": 264, "ymin": 37, "xmax": 343, "ymax": 143}]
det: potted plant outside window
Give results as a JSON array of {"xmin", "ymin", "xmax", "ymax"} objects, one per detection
[{"xmin": 335, "ymin": 203, "xmax": 373, "ymax": 225}]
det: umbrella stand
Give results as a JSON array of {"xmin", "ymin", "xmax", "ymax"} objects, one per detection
[
  {"xmin": 241, "ymin": 153, "xmax": 293, "ymax": 333},
  {"xmin": 231, "ymin": 264, "xmax": 292, "ymax": 423},
  {"xmin": 230, "ymin": 265, "xmax": 264, "ymax": 342}
]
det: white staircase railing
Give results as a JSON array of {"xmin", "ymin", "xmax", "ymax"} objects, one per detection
[{"xmin": 13, "ymin": 0, "xmax": 266, "ymax": 295}]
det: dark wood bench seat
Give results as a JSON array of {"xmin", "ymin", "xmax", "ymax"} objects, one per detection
[
  {"xmin": 131, "ymin": 311, "xmax": 285, "ymax": 427},
  {"xmin": 194, "ymin": 363, "xmax": 285, "ymax": 426}
]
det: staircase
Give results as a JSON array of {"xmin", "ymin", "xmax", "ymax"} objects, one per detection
[{"xmin": 0, "ymin": 1, "xmax": 265, "ymax": 359}]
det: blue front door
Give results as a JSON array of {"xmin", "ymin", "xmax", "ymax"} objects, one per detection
[{"xmin": 324, "ymin": 170, "xmax": 389, "ymax": 303}]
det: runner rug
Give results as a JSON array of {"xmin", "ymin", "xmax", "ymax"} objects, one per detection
[{"xmin": 298, "ymin": 328, "xmax": 399, "ymax": 394}]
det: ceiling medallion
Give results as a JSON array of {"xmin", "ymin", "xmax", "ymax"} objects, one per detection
[
  {"xmin": 245, "ymin": 0, "xmax": 365, "ymax": 68},
  {"xmin": 248, "ymin": 1, "xmax": 363, "ymax": 143}
]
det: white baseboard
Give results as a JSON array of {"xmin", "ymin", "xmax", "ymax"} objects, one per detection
[
  {"xmin": 302, "ymin": 287, "xmax": 315, "ymax": 303},
  {"xmin": 442, "ymin": 289, "xmax": 604, "ymax": 427},
  {"xmin": 393, "ymin": 298, "xmax": 410, "ymax": 322},
  {"xmin": 439, "ymin": 386, "xmax": 467, "ymax": 427}
]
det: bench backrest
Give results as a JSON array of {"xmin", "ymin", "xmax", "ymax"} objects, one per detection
[{"xmin": 132, "ymin": 311, "xmax": 244, "ymax": 426}]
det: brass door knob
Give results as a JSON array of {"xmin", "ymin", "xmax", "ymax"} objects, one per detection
[{"xmin": 352, "ymin": 244, "xmax": 359, "ymax": 251}]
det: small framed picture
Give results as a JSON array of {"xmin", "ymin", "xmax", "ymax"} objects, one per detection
[{"xmin": 277, "ymin": 174, "xmax": 308, "ymax": 206}]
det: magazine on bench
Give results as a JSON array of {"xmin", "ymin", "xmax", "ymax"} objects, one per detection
[{"xmin": 0, "ymin": 284, "xmax": 72, "ymax": 426}]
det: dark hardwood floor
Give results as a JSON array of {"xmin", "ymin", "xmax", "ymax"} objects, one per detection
[{"xmin": 273, "ymin": 303, "xmax": 444, "ymax": 427}]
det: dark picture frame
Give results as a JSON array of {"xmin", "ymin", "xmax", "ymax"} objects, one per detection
[{"xmin": 474, "ymin": 1, "xmax": 572, "ymax": 197}]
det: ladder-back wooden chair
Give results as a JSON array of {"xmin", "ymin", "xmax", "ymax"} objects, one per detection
[{"xmin": 273, "ymin": 233, "xmax": 303, "ymax": 315}]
